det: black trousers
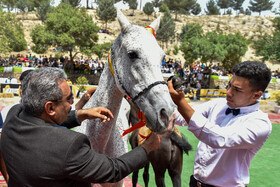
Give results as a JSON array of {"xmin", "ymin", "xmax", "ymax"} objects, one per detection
[{"xmin": 189, "ymin": 175, "xmax": 215, "ymax": 187}]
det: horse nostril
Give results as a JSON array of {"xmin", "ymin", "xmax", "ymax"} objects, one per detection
[{"xmin": 160, "ymin": 109, "xmax": 169, "ymax": 127}]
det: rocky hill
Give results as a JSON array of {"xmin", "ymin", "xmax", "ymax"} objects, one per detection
[{"xmin": 15, "ymin": 9, "xmax": 280, "ymax": 71}]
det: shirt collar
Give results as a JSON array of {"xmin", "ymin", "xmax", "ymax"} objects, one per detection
[{"xmin": 227, "ymin": 101, "xmax": 260, "ymax": 115}]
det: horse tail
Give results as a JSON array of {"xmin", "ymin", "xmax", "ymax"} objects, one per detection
[{"xmin": 170, "ymin": 131, "xmax": 192, "ymax": 155}]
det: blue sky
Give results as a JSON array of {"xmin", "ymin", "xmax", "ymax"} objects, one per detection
[{"xmin": 53, "ymin": 0, "xmax": 279, "ymax": 16}]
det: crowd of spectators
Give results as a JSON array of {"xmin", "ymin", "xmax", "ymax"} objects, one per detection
[
  {"xmin": 0, "ymin": 54, "xmax": 105, "ymax": 75},
  {"xmin": 161, "ymin": 58, "xmax": 280, "ymax": 90},
  {"xmin": 1, "ymin": 54, "xmax": 279, "ymax": 88}
]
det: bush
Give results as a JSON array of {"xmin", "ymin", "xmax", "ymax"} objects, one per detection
[{"xmin": 76, "ymin": 76, "xmax": 88, "ymax": 93}]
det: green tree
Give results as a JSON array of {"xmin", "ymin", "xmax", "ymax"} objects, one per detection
[
  {"xmin": 179, "ymin": 23, "xmax": 203, "ymax": 41},
  {"xmin": 164, "ymin": 0, "xmax": 195, "ymax": 20},
  {"xmin": 31, "ymin": 3, "xmax": 99, "ymax": 62},
  {"xmin": 205, "ymin": 0, "xmax": 220, "ymax": 15},
  {"xmin": 128, "ymin": 0, "xmax": 138, "ymax": 16},
  {"xmin": 153, "ymin": 0, "xmax": 163, "ymax": 9},
  {"xmin": 159, "ymin": 3, "xmax": 169, "ymax": 12},
  {"xmin": 180, "ymin": 23, "xmax": 204, "ymax": 65},
  {"xmin": 217, "ymin": 0, "xmax": 233, "ymax": 14},
  {"xmin": 221, "ymin": 32, "xmax": 248, "ymax": 69},
  {"xmin": 97, "ymin": 0, "xmax": 117, "ymax": 31},
  {"xmin": 253, "ymin": 15, "xmax": 280, "ymax": 62},
  {"xmin": 157, "ymin": 9, "xmax": 175, "ymax": 48},
  {"xmin": 200, "ymin": 32, "xmax": 227, "ymax": 65},
  {"xmin": 15, "ymin": 0, "xmax": 29, "ymax": 19},
  {"xmin": 191, "ymin": 3, "xmax": 202, "ymax": 15},
  {"xmin": 143, "ymin": 2, "xmax": 154, "ymax": 20},
  {"xmin": 245, "ymin": 8, "xmax": 252, "ymax": 14},
  {"xmin": 0, "ymin": 10, "xmax": 27, "ymax": 54},
  {"xmin": 36, "ymin": 0, "xmax": 52, "ymax": 23},
  {"xmin": 232, "ymin": 0, "xmax": 245, "ymax": 14},
  {"xmin": 28, "ymin": 0, "xmax": 50, "ymax": 9},
  {"xmin": 180, "ymin": 36, "xmax": 202, "ymax": 65},
  {"xmin": 248, "ymin": 0, "xmax": 274, "ymax": 15},
  {"xmin": 92, "ymin": 42, "xmax": 111, "ymax": 59},
  {"xmin": 152, "ymin": 0, "xmax": 163, "ymax": 17},
  {"xmin": 60, "ymin": 0, "xmax": 81, "ymax": 7}
]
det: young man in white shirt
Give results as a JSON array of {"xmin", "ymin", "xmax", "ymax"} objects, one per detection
[{"xmin": 168, "ymin": 61, "xmax": 272, "ymax": 187}]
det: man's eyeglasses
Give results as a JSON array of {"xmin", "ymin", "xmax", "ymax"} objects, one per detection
[{"xmin": 50, "ymin": 92, "xmax": 74, "ymax": 104}]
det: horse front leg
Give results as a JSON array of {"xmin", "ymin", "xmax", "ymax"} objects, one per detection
[
  {"xmin": 143, "ymin": 162, "xmax": 150, "ymax": 187},
  {"xmin": 153, "ymin": 169, "xmax": 166, "ymax": 187},
  {"xmin": 132, "ymin": 170, "xmax": 139, "ymax": 187},
  {"xmin": 167, "ymin": 142, "xmax": 183, "ymax": 187}
]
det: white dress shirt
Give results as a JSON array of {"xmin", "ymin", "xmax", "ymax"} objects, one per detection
[{"xmin": 176, "ymin": 98, "xmax": 272, "ymax": 187}]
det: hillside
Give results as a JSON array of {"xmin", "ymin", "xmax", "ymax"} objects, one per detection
[{"xmin": 15, "ymin": 9, "xmax": 280, "ymax": 71}]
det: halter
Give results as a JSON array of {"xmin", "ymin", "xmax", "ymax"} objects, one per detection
[{"xmin": 108, "ymin": 25, "xmax": 167, "ymax": 103}]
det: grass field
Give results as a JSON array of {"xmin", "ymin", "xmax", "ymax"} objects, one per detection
[{"xmin": 129, "ymin": 124, "xmax": 280, "ymax": 187}]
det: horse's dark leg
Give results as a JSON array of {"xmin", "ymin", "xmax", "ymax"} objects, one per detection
[
  {"xmin": 152, "ymin": 165, "xmax": 166, "ymax": 187},
  {"xmin": 167, "ymin": 140, "xmax": 183, "ymax": 187},
  {"xmin": 149, "ymin": 136, "xmax": 171, "ymax": 187},
  {"xmin": 129, "ymin": 131, "xmax": 140, "ymax": 187},
  {"xmin": 143, "ymin": 162, "xmax": 150, "ymax": 187},
  {"xmin": 132, "ymin": 170, "xmax": 139, "ymax": 187}
]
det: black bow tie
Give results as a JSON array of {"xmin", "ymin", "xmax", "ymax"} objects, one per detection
[{"xmin": 225, "ymin": 108, "xmax": 240, "ymax": 116}]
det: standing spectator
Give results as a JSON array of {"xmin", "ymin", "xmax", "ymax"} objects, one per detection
[{"xmin": 195, "ymin": 80, "xmax": 201, "ymax": 100}]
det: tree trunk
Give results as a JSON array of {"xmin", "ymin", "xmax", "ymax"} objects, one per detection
[{"xmin": 70, "ymin": 49, "xmax": 73, "ymax": 62}]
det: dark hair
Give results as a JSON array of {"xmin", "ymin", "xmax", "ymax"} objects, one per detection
[
  {"xmin": 232, "ymin": 61, "xmax": 271, "ymax": 92},
  {"xmin": 22, "ymin": 67, "xmax": 67, "ymax": 117},
  {"xmin": 19, "ymin": 70, "xmax": 34, "ymax": 82}
]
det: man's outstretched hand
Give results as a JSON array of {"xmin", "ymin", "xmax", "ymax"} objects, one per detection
[{"xmin": 77, "ymin": 107, "xmax": 114, "ymax": 123}]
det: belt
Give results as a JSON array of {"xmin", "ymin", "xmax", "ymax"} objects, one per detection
[{"xmin": 190, "ymin": 175, "xmax": 215, "ymax": 187}]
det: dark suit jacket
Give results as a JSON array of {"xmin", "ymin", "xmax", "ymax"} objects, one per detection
[{"xmin": 1, "ymin": 104, "xmax": 148, "ymax": 187}]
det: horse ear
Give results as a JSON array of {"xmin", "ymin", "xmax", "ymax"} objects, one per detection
[
  {"xmin": 117, "ymin": 9, "xmax": 130, "ymax": 32},
  {"xmin": 148, "ymin": 14, "xmax": 161, "ymax": 33}
]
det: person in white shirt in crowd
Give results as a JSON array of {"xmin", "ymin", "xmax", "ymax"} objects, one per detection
[{"xmin": 168, "ymin": 61, "xmax": 272, "ymax": 187}]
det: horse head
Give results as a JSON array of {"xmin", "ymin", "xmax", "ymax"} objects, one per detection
[{"xmin": 110, "ymin": 10, "xmax": 177, "ymax": 133}]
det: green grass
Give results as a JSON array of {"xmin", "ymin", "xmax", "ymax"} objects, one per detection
[{"xmin": 129, "ymin": 124, "xmax": 280, "ymax": 186}]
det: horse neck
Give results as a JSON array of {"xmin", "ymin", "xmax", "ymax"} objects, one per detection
[{"xmin": 87, "ymin": 64, "xmax": 124, "ymax": 117}]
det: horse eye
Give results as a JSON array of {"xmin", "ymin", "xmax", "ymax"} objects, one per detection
[{"xmin": 128, "ymin": 51, "xmax": 138, "ymax": 59}]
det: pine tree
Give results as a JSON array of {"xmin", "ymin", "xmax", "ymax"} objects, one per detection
[
  {"xmin": 60, "ymin": 0, "xmax": 81, "ymax": 7},
  {"xmin": 191, "ymin": 3, "xmax": 201, "ymax": 15},
  {"xmin": 163, "ymin": 0, "xmax": 195, "ymax": 20},
  {"xmin": 232, "ymin": 0, "xmax": 245, "ymax": 15},
  {"xmin": 205, "ymin": 0, "xmax": 220, "ymax": 15},
  {"xmin": 157, "ymin": 9, "xmax": 175, "ymax": 49},
  {"xmin": 36, "ymin": 0, "xmax": 52, "ymax": 23},
  {"xmin": 248, "ymin": 0, "xmax": 274, "ymax": 15},
  {"xmin": 128, "ymin": 0, "xmax": 138, "ymax": 16},
  {"xmin": 143, "ymin": 2, "xmax": 154, "ymax": 20},
  {"xmin": 96, "ymin": 0, "xmax": 117, "ymax": 31},
  {"xmin": 217, "ymin": 0, "xmax": 233, "ymax": 14}
]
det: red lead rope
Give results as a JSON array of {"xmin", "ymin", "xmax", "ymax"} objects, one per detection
[{"xmin": 120, "ymin": 111, "xmax": 149, "ymax": 139}]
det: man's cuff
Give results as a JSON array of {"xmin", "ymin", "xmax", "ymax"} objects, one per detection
[{"xmin": 74, "ymin": 110, "xmax": 81, "ymax": 125}]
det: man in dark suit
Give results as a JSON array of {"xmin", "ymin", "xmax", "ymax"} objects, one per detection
[{"xmin": 1, "ymin": 67, "xmax": 162, "ymax": 187}]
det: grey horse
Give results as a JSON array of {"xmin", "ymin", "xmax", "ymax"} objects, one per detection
[{"xmin": 75, "ymin": 9, "xmax": 177, "ymax": 187}]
